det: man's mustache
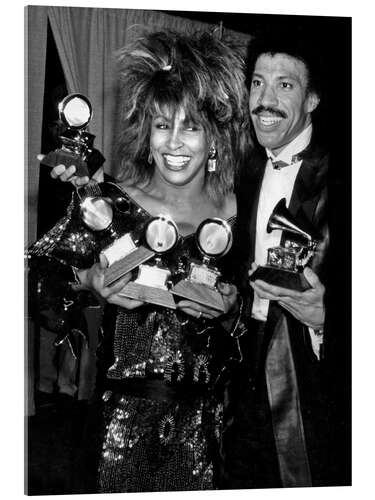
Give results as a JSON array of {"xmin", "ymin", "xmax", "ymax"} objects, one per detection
[{"xmin": 251, "ymin": 106, "xmax": 287, "ymax": 119}]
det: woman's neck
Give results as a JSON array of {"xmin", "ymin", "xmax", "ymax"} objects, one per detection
[{"xmin": 144, "ymin": 172, "xmax": 206, "ymax": 205}]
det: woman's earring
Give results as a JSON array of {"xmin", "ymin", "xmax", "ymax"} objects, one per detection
[
  {"xmin": 207, "ymin": 147, "xmax": 217, "ymax": 172},
  {"xmin": 147, "ymin": 150, "xmax": 153, "ymax": 165}
]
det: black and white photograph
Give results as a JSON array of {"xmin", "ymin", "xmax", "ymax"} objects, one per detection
[{"xmin": 20, "ymin": 0, "xmax": 355, "ymax": 496}]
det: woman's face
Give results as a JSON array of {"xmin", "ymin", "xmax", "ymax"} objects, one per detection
[{"xmin": 149, "ymin": 107, "xmax": 210, "ymax": 188}]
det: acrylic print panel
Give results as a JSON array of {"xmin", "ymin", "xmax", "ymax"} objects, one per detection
[{"xmin": 25, "ymin": 2, "xmax": 351, "ymax": 496}]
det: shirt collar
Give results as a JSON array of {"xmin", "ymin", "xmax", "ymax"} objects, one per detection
[{"xmin": 266, "ymin": 124, "xmax": 313, "ymax": 164}]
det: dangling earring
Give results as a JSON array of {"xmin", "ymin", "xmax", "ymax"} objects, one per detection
[
  {"xmin": 207, "ymin": 146, "xmax": 217, "ymax": 172},
  {"xmin": 147, "ymin": 150, "xmax": 153, "ymax": 165}
]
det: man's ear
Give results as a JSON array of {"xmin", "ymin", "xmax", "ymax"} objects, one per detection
[{"xmin": 306, "ymin": 91, "xmax": 320, "ymax": 113}]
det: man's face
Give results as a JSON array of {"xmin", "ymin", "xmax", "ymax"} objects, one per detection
[{"xmin": 249, "ymin": 53, "xmax": 319, "ymax": 155}]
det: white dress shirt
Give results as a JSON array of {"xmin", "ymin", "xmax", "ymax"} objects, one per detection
[{"xmin": 251, "ymin": 124, "xmax": 323, "ymax": 358}]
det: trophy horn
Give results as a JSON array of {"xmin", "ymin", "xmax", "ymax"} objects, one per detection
[{"xmin": 267, "ymin": 198, "xmax": 312, "ymax": 241}]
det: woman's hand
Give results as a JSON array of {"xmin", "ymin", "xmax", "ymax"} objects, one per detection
[
  {"xmin": 74, "ymin": 254, "xmax": 145, "ymax": 310},
  {"xmin": 38, "ymin": 154, "xmax": 90, "ymax": 187},
  {"xmin": 176, "ymin": 282, "xmax": 239, "ymax": 320}
]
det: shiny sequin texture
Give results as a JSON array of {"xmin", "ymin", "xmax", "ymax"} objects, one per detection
[{"xmin": 30, "ymin": 183, "xmax": 238, "ymax": 493}]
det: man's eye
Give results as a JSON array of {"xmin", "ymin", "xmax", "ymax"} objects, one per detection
[
  {"xmin": 281, "ymin": 82, "xmax": 293, "ymax": 89},
  {"xmin": 252, "ymin": 79, "xmax": 262, "ymax": 88}
]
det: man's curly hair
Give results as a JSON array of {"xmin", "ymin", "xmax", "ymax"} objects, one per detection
[{"xmin": 114, "ymin": 30, "xmax": 249, "ymax": 204}]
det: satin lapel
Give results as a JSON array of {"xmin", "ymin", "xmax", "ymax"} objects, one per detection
[
  {"xmin": 265, "ymin": 313, "xmax": 312, "ymax": 486},
  {"xmin": 288, "ymin": 151, "xmax": 328, "ymax": 220}
]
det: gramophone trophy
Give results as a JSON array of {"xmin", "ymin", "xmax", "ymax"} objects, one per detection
[
  {"xmin": 172, "ymin": 218, "xmax": 233, "ymax": 312},
  {"xmin": 118, "ymin": 215, "xmax": 179, "ymax": 309},
  {"xmin": 250, "ymin": 198, "xmax": 320, "ymax": 291},
  {"xmin": 40, "ymin": 93, "xmax": 98, "ymax": 177}
]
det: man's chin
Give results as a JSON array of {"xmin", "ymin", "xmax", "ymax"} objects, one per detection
[{"xmin": 254, "ymin": 131, "xmax": 282, "ymax": 151}]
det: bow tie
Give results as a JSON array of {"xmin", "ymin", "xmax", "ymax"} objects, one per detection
[{"xmin": 270, "ymin": 153, "xmax": 302, "ymax": 170}]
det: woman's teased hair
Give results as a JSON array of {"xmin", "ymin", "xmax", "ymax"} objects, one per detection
[{"xmin": 114, "ymin": 30, "xmax": 249, "ymax": 204}]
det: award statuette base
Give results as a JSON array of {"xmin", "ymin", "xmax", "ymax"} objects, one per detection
[
  {"xmin": 118, "ymin": 264, "xmax": 176, "ymax": 309},
  {"xmin": 103, "ymin": 246, "xmax": 155, "ymax": 287},
  {"xmin": 119, "ymin": 282, "xmax": 176, "ymax": 309},
  {"xmin": 172, "ymin": 280, "xmax": 225, "ymax": 312},
  {"xmin": 250, "ymin": 266, "xmax": 311, "ymax": 292},
  {"xmin": 41, "ymin": 150, "xmax": 90, "ymax": 177}
]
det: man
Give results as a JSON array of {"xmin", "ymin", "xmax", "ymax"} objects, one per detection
[{"xmin": 221, "ymin": 28, "xmax": 338, "ymax": 488}]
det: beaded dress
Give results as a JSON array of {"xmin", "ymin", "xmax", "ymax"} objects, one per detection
[{"xmin": 28, "ymin": 182, "xmax": 239, "ymax": 493}]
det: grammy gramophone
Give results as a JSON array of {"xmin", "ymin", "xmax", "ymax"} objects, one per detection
[
  {"xmin": 172, "ymin": 218, "xmax": 233, "ymax": 312},
  {"xmin": 118, "ymin": 214, "xmax": 179, "ymax": 309},
  {"xmin": 250, "ymin": 198, "xmax": 321, "ymax": 291},
  {"xmin": 40, "ymin": 93, "xmax": 99, "ymax": 178}
]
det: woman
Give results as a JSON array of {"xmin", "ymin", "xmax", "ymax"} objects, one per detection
[{"xmin": 30, "ymin": 30, "xmax": 248, "ymax": 493}]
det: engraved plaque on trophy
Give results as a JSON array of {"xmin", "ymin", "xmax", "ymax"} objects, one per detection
[
  {"xmin": 172, "ymin": 218, "xmax": 233, "ymax": 312},
  {"xmin": 40, "ymin": 93, "xmax": 98, "ymax": 177},
  {"xmin": 250, "ymin": 198, "xmax": 321, "ymax": 291},
  {"xmin": 118, "ymin": 215, "xmax": 179, "ymax": 309}
]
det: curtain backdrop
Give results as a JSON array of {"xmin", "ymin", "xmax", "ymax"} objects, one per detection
[{"xmin": 26, "ymin": 6, "xmax": 250, "ymax": 244}]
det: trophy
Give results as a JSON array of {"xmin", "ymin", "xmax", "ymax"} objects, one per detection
[
  {"xmin": 76, "ymin": 182, "xmax": 156, "ymax": 279},
  {"xmin": 118, "ymin": 215, "xmax": 179, "ymax": 309},
  {"xmin": 250, "ymin": 198, "xmax": 321, "ymax": 291},
  {"xmin": 172, "ymin": 218, "xmax": 233, "ymax": 312},
  {"xmin": 40, "ymin": 93, "xmax": 100, "ymax": 177}
]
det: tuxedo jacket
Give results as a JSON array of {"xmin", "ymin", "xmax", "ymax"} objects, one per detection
[{"xmin": 221, "ymin": 138, "xmax": 336, "ymax": 489}]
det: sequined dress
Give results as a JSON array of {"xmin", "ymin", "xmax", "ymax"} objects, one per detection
[{"xmin": 28, "ymin": 182, "xmax": 238, "ymax": 493}]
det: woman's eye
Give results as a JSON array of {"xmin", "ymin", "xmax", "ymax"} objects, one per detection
[
  {"xmin": 252, "ymin": 79, "xmax": 262, "ymax": 88},
  {"xmin": 155, "ymin": 122, "xmax": 169, "ymax": 129},
  {"xmin": 184, "ymin": 123, "xmax": 201, "ymax": 132}
]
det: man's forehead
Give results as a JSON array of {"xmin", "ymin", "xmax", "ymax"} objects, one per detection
[{"xmin": 253, "ymin": 52, "xmax": 309, "ymax": 84}]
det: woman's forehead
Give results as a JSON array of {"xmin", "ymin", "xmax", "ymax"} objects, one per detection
[{"xmin": 151, "ymin": 103, "xmax": 201, "ymax": 123}]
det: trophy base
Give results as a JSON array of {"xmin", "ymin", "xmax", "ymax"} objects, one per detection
[
  {"xmin": 172, "ymin": 280, "xmax": 225, "ymax": 312},
  {"xmin": 119, "ymin": 282, "xmax": 176, "ymax": 309},
  {"xmin": 103, "ymin": 247, "xmax": 155, "ymax": 287},
  {"xmin": 250, "ymin": 266, "xmax": 312, "ymax": 292},
  {"xmin": 41, "ymin": 150, "xmax": 89, "ymax": 177}
]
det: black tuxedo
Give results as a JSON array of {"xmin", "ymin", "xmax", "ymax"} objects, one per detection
[{"xmin": 221, "ymin": 138, "xmax": 341, "ymax": 488}]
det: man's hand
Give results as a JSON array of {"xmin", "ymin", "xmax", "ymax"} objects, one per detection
[
  {"xmin": 249, "ymin": 264, "xmax": 325, "ymax": 329},
  {"xmin": 176, "ymin": 282, "xmax": 238, "ymax": 320}
]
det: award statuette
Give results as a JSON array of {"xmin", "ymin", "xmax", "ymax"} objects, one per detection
[
  {"xmin": 118, "ymin": 215, "xmax": 179, "ymax": 309},
  {"xmin": 172, "ymin": 218, "xmax": 233, "ymax": 312},
  {"xmin": 77, "ymin": 182, "xmax": 155, "ymax": 279},
  {"xmin": 250, "ymin": 198, "xmax": 321, "ymax": 291},
  {"xmin": 40, "ymin": 93, "xmax": 99, "ymax": 177}
]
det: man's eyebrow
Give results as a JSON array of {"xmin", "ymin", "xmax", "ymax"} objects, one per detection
[{"xmin": 252, "ymin": 71, "xmax": 301, "ymax": 84}]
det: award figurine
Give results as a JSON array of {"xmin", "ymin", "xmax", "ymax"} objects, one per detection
[
  {"xmin": 76, "ymin": 182, "xmax": 156, "ymax": 279},
  {"xmin": 118, "ymin": 215, "xmax": 179, "ymax": 309},
  {"xmin": 172, "ymin": 218, "xmax": 233, "ymax": 312},
  {"xmin": 40, "ymin": 93, "xmax": 99, "ymax": 177},
  {"xmin": 250, "ymin": 198, "xmax": 321, "ymax": 291}
]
